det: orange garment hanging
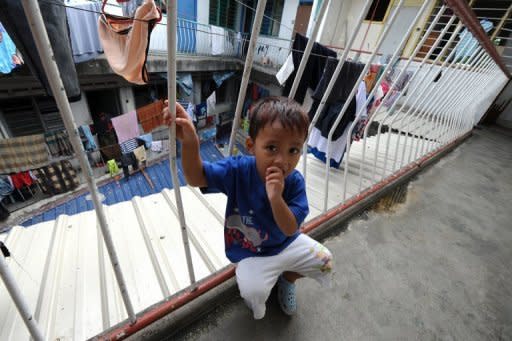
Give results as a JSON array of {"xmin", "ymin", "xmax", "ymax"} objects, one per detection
[
  {"xmin": 98, "ymin": 0, "xmax": 161, "ymax": 84},
  {"xmin": 137, "ymin": 99, "xmax": 164, "ymax": 132}
]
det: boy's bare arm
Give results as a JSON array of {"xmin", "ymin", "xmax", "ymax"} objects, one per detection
[
  {"xmin": 163, "ymin": 101, "xmax": 208, "ymax": 187},
  {"xmin": 266, "ymin": 167, "xmax": 299, "ymax": 236}
]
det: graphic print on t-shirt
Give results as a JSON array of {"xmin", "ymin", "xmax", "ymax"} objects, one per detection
[{"xmin": 225, "ymin": 213, "xmax": 268, "ymax": 253}]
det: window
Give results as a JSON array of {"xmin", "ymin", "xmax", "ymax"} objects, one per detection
[
  {"xmin": 365, "ymin": 0, "xmax": 391, "ymax": 22},
  {"xmin": 209, "ymin": 0, "xmax": 238, "ymax": 30},
  {"xmin": 261, "ymin": 0, "xmax": 284, "ymax": 36}
]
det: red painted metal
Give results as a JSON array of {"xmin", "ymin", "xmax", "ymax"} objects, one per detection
[
  {"xmin": 97, "ymin": 132, "xmax": 471, "ymax": 340},
  {"xmin": 444, "ymin": 0, "xmax": 511, "ymax": 78}
]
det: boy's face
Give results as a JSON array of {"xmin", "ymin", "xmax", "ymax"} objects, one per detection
[{"xmin": 246, "ymin": 120, "xmax": 305, "ymax": 181}]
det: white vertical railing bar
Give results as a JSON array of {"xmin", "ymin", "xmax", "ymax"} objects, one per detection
[
  {"xmin": 425, "ymin": 52, "xmax": 490, "ymax": 154},
  {"xmin": 380, "ymin": 16, "xmax": 460, "ymax": 178},
  {"xmin": 445, "ymin": 55, "xmax": 496, "ymax": 143},
  {"xmin": 228, "ymin": 0, "xmax": 268, "ymax": 155},
  {"xmin": 167, "ymin": 0, "xmax": 196, "ymax": 286},
  {"xmin": 395, "ymin": 22, "xmax": 464, "ymax": 169},
  {"xmin": 412, "ymin": 48, "xmax": 486, "ymax": 161},
  {"xmin": 0, "ymin": 252, "xmax": 44, "ymax": 341},
  {"xmin": 288, "ymin": 0, "xmax": 330, "ymax": 99},
  {"xmin": 330, "ymin": 0, "xmax": 406, "ymax": 206},
  {"xmin": 302, "ymin": 0, "xmax": 373, "ymax": 178},
  {"xmin": 365, "ymin": 4, "xmax": 448, "ymax": 182},
  {"xmin": 353, "ymin": 0, "xmax": 433, "ymax": 190},
  {"xmin": 428, "ymin": 55, "xmax": 490, "ymax": 147},
  {"xmin": 444, "ymin": 57, "xmax": 494, "ymax": 145},
  {"xmin": 20, "ymin": 0, "xmax": 137, "ymax": 324},
  {"xmin": 377, "ymin": 12, "xmax": 456, "ymax": 180},
  {"xmin": 404, "ymin": 47, "xmax": 485, "ymax": 165},
  {"xmin": 445, "ymin": 59, "xmax": 495, "ymax": 142},
  {"xmin": 420, "ymin": 51, "xmax": 490, "ymax": 157}
]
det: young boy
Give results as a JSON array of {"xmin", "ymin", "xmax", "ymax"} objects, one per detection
[{"xmin": 163, "ymin": 96, "xmax": 333, "ymax": 319}]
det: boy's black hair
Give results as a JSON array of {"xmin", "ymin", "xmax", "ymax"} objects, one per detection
[{"xmin": 248, "ymin": 96, "xmax": 309, "ymax": 140}]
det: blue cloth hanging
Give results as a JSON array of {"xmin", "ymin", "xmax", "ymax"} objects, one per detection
[{"xmin": 0, "ymin": 22, "xmax": 17, "ymax": 74}]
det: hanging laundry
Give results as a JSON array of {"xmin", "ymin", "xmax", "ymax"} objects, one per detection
[
  {"xmin": 308, "ymin": 123, "xmax": 353, "ymax": 168},
  {"xmin": 364, "ymin": 64, "xmax": 381, "ymax": 93},
  {"xmin": 276, "ymin": 53, "xmax": 294, "ymax": 86},
  {"xmin": 45, "ymin": 130, "xmax": 74, "ymax": 157},
  {"xmin": 32, "ymin": 160, "xmax": 79, "ymax": 195},
  {"xmin": 119, "ymin": 138, "xmax": 140, "ymax": 154},
  {"xmin": 454, "ymin": 20, "xmax": 493, "ymax": 62},
  {"xmin": 207, "ymin": 91, "xmax": 216, "ymax": 114},
  {"xmin": 136, "ymin": 133, "xmax": 153, "ymax": 149},
  {"xmin": 136, "ymin": 99, "xmax": 164, "ymax": 133},
  {"xmin": 186, "ymin": 102, "xmax": 196, "ymax": 123},
  {"xmin": 309, "ymin": 58, "xmax": 365, "ymax": 140},
  {"xmin": 213, "ymin": 71, "xmax": 235, "ymax": 87},
  {"xmin": 0, "ymin": 22, "xmax": 18, "ymax": 74},
  {"xmin": 0, "ymin": 1, "xmax": 81, "ymax": 101},
  {"xmin": 79, "ymin": 125, "xmax": 97, "ymax": 151},
  {"xmin": 382, "ymin": 70, "xmax": 413, "ymax": 108},
  {"xmin": 9, "ymin": 171, "xmax": 33, "ymax": 190},
  {"xmin": 177, "ymin": 73, "xmax": 193, "ymax": 96},
  {"xmin": 309, "ymin": 81, "xmax": 367, "ymax": 168},
  {"xmin": 120, "ymin": 137, "xmax": 143, "ymax": 179},
  {"xmin": 121, "ymin": 0, "xmax": 145, "ymax": 17},
  {"xmin": 195, "ymin": 102, "xmax": 207, "ymax": 128},
  {"xmin": 0, "ymin": 134, "xmax": 49, "ymax": 174},
  {"xmin": 111, "ymin": 110, "xmax": 140, "ymax": 144},
  {"xmin": 211, "ymin": 25, "xmax": 225, "ymax": 55},
  {"xmin": 283, "ymin": 33, "xmax": 337, "ymax": 104},
  {"xmin": 150, "ymin": 140, "xmax": 163, "ymax": 152},
  {"xmin": 0, "ymin": 176, "xmax": 14, "ymax": 202},
  {"xmin": 133, "ymin": 145, "xmax": 147, "ymax": 163},
  {"xmin": 65, "ymin": 1, "xmax": 104, "ymax": 63},
  {"xmin": 98, "ymin": 0, "xmax": 161, "ymax": 84}
]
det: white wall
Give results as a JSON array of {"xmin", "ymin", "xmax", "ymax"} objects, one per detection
[
  {"xmin": 70, "ymin": 95, "xmax": 93, "ymax": 127},
  {"xmin": 197, "ymin": 0, "xmax": 209, "ymax": 25},
  {"xmin": 279, "ymin": 0, "xmax": 299, "ymax": 41},
  {"xmin": 312, "ymin": 0, "xmax": 430, "ymax": 57},
  {"xmin": 119, "ymin": 87, "xmax": 136, "ymax": 113}
]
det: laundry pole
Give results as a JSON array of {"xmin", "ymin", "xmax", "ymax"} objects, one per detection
[
  {"xmin": 20, "ymin": 0, "xmax": 136, "ymax": 324},
  {"xmin": 167, "ymin": 0, "xmax": 196, "ymax": 285},
  {"xmin": 228, "ymin": 0, "xmax": 268, "ymax": 155},
  {"xmin": 0, "ymin": 245, "xmax": 44, "ymax": 341}
]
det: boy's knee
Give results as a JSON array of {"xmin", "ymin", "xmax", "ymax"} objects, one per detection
[
  {"xmin": 236, "ymin": 274, "xmax": 268, "ymax": 301},
  {"xmin": 311, "ymin": 244, "xmax": 333, "ymax": 273}
]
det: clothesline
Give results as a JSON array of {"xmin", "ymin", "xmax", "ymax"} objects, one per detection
[{"xmin": 36, "ymin": 0, "xmax": 461, "ymax": 63}]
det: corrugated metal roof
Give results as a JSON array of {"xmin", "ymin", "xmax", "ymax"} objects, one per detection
[
  {"xmin": 22, "ymin": 141, "xmax": 226, "ymax": 227},
  {"xmin": 0, "ymin": 133, "xmax": 438, "ymax": 340}
]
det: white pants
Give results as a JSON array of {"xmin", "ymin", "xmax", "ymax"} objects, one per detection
[{"xmin": 236, "ymin": 233, "xmax": 333, "ymax": 319}]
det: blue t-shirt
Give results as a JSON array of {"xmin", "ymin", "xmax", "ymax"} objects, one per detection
[{"xmin": 202, "ymin": 155, "xmax": 309, "ymax": 263}]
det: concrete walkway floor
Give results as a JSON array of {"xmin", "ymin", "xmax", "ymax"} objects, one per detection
[{"xmin": 156, "ymin": 126, "xmax": 512, "ymax": 341}]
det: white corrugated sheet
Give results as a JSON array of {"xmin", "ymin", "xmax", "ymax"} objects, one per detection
[{"xmin": 0, "ymin": 133, "xmax": 439, "ymax": 340}]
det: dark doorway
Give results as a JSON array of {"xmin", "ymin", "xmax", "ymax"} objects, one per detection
[{"xmin": 86, "ymin": 89, "xmax": 121, "ymax": 122}]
